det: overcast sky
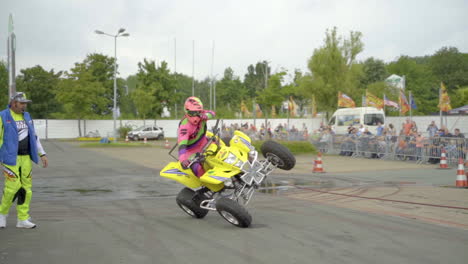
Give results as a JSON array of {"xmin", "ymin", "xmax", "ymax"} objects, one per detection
[{"xmin": 1, "ymin": 0, "xmax": 467, "ymax": 81}]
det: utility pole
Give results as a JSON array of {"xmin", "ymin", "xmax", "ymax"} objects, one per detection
[
  {"xmin": 192, "ymin": 40, "xmax": 195, "ymax": 96},
  {"xmin": 7, "ymin": 14, "xmax": 16, "ymax": 99},
  {"xmin": 174, "ymin": 38, "xmax": 177, "ymax": 119},
  {"xmin": 210, "ymin": 40, "xmax": 215, "ymax": 109}
]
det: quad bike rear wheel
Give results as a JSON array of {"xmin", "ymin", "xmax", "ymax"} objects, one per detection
[
  {"xmin": 216, "ymin": 197, "xmax": 252, "ymax": 228},
  {"xmin": 260, "ymin": 140, "xmax": 296, "ymax": 170},
  {"xmin": 176, "ymin": 188, "xmax": 209, "ymax": 219}
]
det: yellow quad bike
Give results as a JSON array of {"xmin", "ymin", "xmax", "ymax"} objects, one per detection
[{"xmin": 160, "ymin": 120, "xmax": 296, "ymax": 228}]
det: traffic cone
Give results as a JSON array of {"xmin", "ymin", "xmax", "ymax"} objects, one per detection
[
  {"xmin": 144, "ymin": 137, "xmax": 147, "ymax": 144},
  {"xmin": 164, "ymin": 139, "xmax": 170, "ymax": 149},
  {"xmin": 437, "ymin": 148, "xmax": 449, "ymax": 169},
  {"xmin": 312, "ymin": 152, "xmax": 325, "ymax": 173},
  {"xmin": 125, "ymin": 135, "xmax": 129, "ymax": 142},
  {"xmin": 455, "ymin": 158, "xmax": 468, "ymax": 187}
]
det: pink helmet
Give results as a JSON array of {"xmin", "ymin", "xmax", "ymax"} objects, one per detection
[{"xmin": 184, "ymin": 96, "xmax": 203, "ymax": 114}]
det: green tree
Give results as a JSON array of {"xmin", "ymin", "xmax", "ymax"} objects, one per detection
[
  {"xmin": 256, "ymin": 72, "xmax": 286, "ymax": 118},
  {"xmin": 429, "ymin": 47, "xmax": 468, "ymax": 90},
  {"xmin": 54, "ymin": 69, "xmax": 108, "ymax": 135},
  {"xmin": 16, "ymin": 66, "xmax": 62, "ymax": 118},
  {"xmin": 387, "ymin": 56, "xmax": 437, "ymax": 115},
  {"xmin": 135, "ymin": 59, "xmax": 177, "ymax": 118},
  {"xmin": 73, "ymin": 53, "xmax": 117, "ymax": 115},
  {"xmin": 215, "ymin": 67, "xmax": 247, "ymax": 116},
  {"xmin": 0, "ymin": 61, "xmax": 8, "ymax": 108},
  {"xmin": 244, "ymin": 61, "xmax": 270, "ymax": 98},
  {"xmin": 361, "ymin": 57, "xmax": 388, "ymax": 87},
  {"xmin": 306, "ymin": 27, "xmax": 364, "ymax": 113}
]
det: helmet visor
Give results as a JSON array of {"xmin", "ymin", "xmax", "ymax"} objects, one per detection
[{"xmin": 187, "ymin": 110, "xmax": 201, "ymax": 117}]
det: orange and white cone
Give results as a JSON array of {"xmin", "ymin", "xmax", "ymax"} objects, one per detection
[
  {"xmin": 164, "ymin": 139, "xmax": 170, "ymax": 149},
  {"xmin": 125, "ymin": 135, "xmax": 129, "ymax": 142},
  {"xmin": 437, "ymin": 148, "xmax": 449, "ymax": 169},
  {"xmin": 312, "ymin": 152, "xmax": 326, "ymax": 173},
  {"xmin": 144, "ymin": 137, "xmax": 147, "ymax": 144},
  {"xmin": 456, "ymin": 158, "xmax": 468, "ymax": 187}
]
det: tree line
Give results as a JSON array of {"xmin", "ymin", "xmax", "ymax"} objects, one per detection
[{"xmin": 0, "ymin": 27, "xmax": 467, "ymax": 120}]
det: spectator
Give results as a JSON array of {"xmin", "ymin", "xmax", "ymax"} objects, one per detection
[
  {"xmin": 403, "ymin": 118, "xmax": 413, "ymax": 136},
  {"xmin": 426, "ymin": 121, "xmax": 438, "ymax": 138},
  {"xmin": 415, "ymin": 132, "xmax": 425, "ymax": 161},
  {"xmin": 453, "ymin": 128, "xmax": 465, "ymax": 160},
  {"xmin": 376, "ymin": 122, "xmax": 384, "ymax": 136},
  {"xmin": 411, "ymin": 121, "xmax": 418, "ymax": 133}
]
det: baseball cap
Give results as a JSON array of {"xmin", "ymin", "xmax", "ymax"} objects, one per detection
[{"xmin": 10, "ymin": 92, "xmax": 32, "ymax": 103}]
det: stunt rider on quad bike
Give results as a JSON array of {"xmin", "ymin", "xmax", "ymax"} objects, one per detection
[{"xmin": 177, "ymin": 96, "xmax": 215, "ymax": 177}]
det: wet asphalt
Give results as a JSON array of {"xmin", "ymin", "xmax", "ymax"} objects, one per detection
[{"xmin": 0, "ymin": 141, "xmax": 467, "ymax": 264}]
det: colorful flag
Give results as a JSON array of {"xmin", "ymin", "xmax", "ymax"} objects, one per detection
[
  {"xmin": 338, "ymin": 92, "xmax": 356, "ymax": 108},
  {"xmin": 365, "ymin": 91, "xmax": 384, "ymax": 109},
  {"xmin": 383, "ymin": 95, "xmax": 399, "ymax": 108},
  {"xmin": 438, "ymin": 82, "xmax": 452, "ymax": 112},
  {"xmin": 255, "ymin": 103, "xmax": 263, "ymax": 118},
  {"xmin": 399, "ymin": 89, "xmax": 410, "ymax": 114},
  {"xmin": 288, "ymin": 96, "xmax": 297, "ymax": 117},
  {"xmin": 240, "ymin": 101, "xmax": 251, "ymax": 116},
  {"xmin": 312, "ymin": 95, "xmax": 317, "ymax": 117},
  {"xmin": 409, "ymin": 93, "xmax": 417, "ymax": 109}
]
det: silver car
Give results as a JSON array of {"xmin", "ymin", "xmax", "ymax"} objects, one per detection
[{"xmin": 128, "ymin": 126, "xmax": 165, "ymax": 141}]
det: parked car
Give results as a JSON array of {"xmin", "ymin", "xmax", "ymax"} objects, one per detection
[{"xmin": 127, "ymin": 126, "xmax": 164, "ymax": 141}]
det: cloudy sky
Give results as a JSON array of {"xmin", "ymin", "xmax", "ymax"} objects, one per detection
[{"xmin": 1, "ymin": 0, "xmax": 467, "ymax": 80}]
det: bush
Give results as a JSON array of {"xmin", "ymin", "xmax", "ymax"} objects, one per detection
[
  {"xmin": 252, "ymin": 140, "xmax": 316, "ymax": 155},
  {"xmin": 118, "ymin": 125, "xmax": 133, "ymax": 139}
]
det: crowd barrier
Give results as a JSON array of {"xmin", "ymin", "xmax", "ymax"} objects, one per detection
[
  {"xmin": 220, "ymin": 127, "xmax": 467, "ymax": 166},
  {"xmin": 311, "ymin": 134, "xmax": 467, "ymax": 165}
]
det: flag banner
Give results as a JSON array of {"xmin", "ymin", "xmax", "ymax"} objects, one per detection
[
  {"xmin": 366, "ymin": 91, "xmax": 384, "ymax": 109},
  {"xmin": 240, "ymin": 101, "xmax": 252, "ymax": 116},
  {"xmin": 399, "ymin": 89, "xmax": 410, "ymax": 114},
  {"xmin": 338, "ymin": 92, "xmax": 356, "ymax": 108},
  {"xmin": 255, "ymin": 103, "xmax": 263, "ymax": 118},
  {"xmin": 288, "ymin": 96, "xmax": 298, "ymax": 117},
  {"xmin": 312, "ymin": 95, "xmax": 317, "ymax": 117},
  {"xmin": 383, "ymin": 95, "xmax": 399, "ymax": 108},
  {"xmin": 438, "ymin": 82, "xmax": 452, "ymax": 112},
  {"xmin": 409, "ymin": 93, "xmax": 417, "ymax": 109}
]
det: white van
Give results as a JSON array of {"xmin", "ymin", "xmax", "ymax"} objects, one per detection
[{"xmin": 328, "ymin": 107, "xmax": 385, "ymax": 135}]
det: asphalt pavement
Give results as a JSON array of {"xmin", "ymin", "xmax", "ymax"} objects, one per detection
[{"xmin": 0, "ymin": 141, "xmax": 467, "ymax": 264}]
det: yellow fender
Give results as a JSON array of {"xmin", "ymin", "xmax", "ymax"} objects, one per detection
[{"xmin": 160, "ymin": 162, "xmax": 202, "ymax": 189}]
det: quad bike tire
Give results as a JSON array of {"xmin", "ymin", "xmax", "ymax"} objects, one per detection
[
  {"xmin": 216, "ymin": 197, "xmax": 252, "ymax": 228},
  {"xmin": 176, "ymin": 188, "xmax": 209, "ymax": 219},
  {"xmin": 260, "ymin": 140, "xmax": 296, "ymax": 170}
]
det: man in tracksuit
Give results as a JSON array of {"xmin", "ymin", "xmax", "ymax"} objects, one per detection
[{"xmin": 0, "ymin": 92, "xmax": 48, "ymax": 229}]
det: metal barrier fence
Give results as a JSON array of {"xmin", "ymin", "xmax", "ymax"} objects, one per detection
[
  {"xmin": 219, "ymin": 127, "xmax": 467, "ymax": 165},
  {"xmin": 310, "ymin": 134, "xmax": 467, "ymax": 165}
]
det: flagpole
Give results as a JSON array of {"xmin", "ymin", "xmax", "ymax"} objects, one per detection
[
  {"xmin": 409, "ymin": 91, "xmax": 412, "ymax": 121},
  {"xmin": 439, "ymin": 86, "xmax": 442, "ymax": 128},
  {"xmin": 383, "ymin": 93, "xmax": 386, "ymax": 115}
]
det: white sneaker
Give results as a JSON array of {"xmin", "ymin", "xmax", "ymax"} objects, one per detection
[
  {"xmin": 0, "ymin": 214, "xmax": 7, "ymax": 228},
  {"xmin": 16, "ymin": 218, "xmax": 36, "ymax": 229}
]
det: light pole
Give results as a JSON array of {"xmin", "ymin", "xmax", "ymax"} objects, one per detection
[
  {"xmin": 212, "ymin": 74, "xmax": 218, "ymax": 111},
  {"xmin": 95, "ymin": 28, "xmax": 129, "ymax": 142}
]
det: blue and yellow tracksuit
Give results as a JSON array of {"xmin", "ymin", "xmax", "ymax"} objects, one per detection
[{"xmin": 0, "ymin": 108, "xmax": 45, "ymax": 221}]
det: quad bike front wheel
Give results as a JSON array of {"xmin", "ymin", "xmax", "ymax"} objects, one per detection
[
  {"xmin": 216, "ymin": 198, "xmax": 252, "ymax": 228},
  {"xmin": 176, "ymin": 188, "xmax": 209, "ymax": 219},
  {"xmin": 260, "ymin": 140, "xmax": 296, "ymax": 170}
]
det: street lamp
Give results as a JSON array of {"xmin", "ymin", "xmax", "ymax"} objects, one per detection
[{"xmin": 95, "ymin": 28, "xmax": 130, "ymax": 142}]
